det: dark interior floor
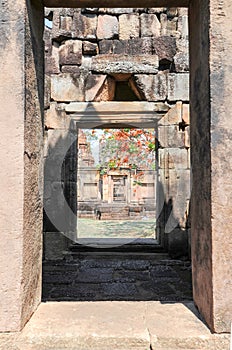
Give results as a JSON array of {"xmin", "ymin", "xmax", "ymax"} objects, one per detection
[{"xmin": 42, "ymin": 250, "xmax": 192, "ymax": 302}]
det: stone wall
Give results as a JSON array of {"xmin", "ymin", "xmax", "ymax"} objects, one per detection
[{"xmin": 44, "ymin": 7, "xmax": 190, "ymax": 257}]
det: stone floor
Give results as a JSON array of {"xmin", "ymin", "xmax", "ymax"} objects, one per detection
[
  {"xmin": 42, "ymin": 252, "xmax": 193, "ymax": 302},
  {"xmin": 0, "ymin": 302, "xmax": 230, "ymax": 350}
]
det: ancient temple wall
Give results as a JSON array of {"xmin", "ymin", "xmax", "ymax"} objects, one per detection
[
  {"xmin": 43, "ymin": 7, "xmax": 191, "ymax": 257},
  {"xmin": 0, "ymin": 0, "xmax": 44, "ymax": 332}
]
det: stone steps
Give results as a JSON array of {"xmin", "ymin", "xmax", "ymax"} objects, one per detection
[{"xmin": 1, "ymin": 301, "xmax": 230, "ymax": 350}]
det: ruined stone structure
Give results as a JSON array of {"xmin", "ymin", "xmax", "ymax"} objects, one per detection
[
  {"xmin": 0, "ymin": 0, "xmax": 231, "ymax": 342},
  {"xmin": 43, "ymin": 7, "xmax": 191, "ymax": 251}
]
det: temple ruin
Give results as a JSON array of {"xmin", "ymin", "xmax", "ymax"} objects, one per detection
[{"xmin": 0, "ymin": 0, "xmax": 231, "ymax": 347}]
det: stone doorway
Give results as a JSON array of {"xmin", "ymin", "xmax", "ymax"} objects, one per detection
[{"xmin": 0, "ymin": 0, "xmax": 231, "ymax": 335}]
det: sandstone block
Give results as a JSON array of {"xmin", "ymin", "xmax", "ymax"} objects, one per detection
[
  {"xmin": 134, "ymin": 73, "xmax": 167, "ymax": 101},
  {"xmin": 182, "ymin": 103, "xmax": 190, "ymax": 125},
  {"xmin": 99, "ymin": 8, "xmax": 134, "ymax": 14},
  {"xmin": 45, "ymin": 42, "xmax": 60, "ymax": 74},
  {"xmin": 61, "ymin": 66, "xmax": 81, "ymax": 74},
  {"xmin": 59, "ymin": 40, "xmax": 82, "ymax": 66},
  {"xmin": 153, "ymin": 36, "xmax": 177, "ymax": 62},
  {"xmin": 174, "ymin": 51, "xmax": 189, "ymax": 72},
  {"xmin": 160, "ymin": 13, "xmax": 178, "ymax": 37},
  {"xmin": 82, "ymin": 41, "xmax": 98, "ymax": 55},
  {"xmin": 184, "ymin": 126, "xmax": 190, "ymax": 148},
  {"xmin": 73, "ymin": 13, "xmax": 97, "ymax": 39},
  {"xmin": 60, "ymin": 15, "xmax": 73, "ymax": 32},
  {"xmin": 148, "ymin": 8, "xmax": 165, "ymax": 13},
  {"xmin": 91, "ymin": 54, "xmax": 158, "ymax": 74},
  {"xmin": 99, "ymin": 38, "xmax": 152, "ymax": 55},
  {"xmin": 51, "ymin": 11, "xmax": 73, "ymax": 41},
  {"xmin": 168, "ymin": 73, "xmax": 189, "ymax": 101},
  {"xmin": 51, "ymin": 73, "xmax": 85, "ymax": 102},
  {"xmin": 159, "ymin": 102, "xmax": 182, "ymax": 125},
  {"xmin": 158, "ymin": 125, "xmax": 185, "ymax": 148},
  {"xmin": 93, "ymin": 76, "xmax": 116, "ymax": 102},
  {"xmin": 178, "ymin": 15, "xmax": 189, "ymax": 39},
  {"xmin": 97, "ymin": 15, "xmax": 118, "ymax": 40},
  {"xmin": 119, "ymin": 14, "xmax": 140, "ymax": 40},
  {"xmin": 44, "ymin": 103, "xmax": 70, "ymax": 130},
  {"xmin": 140, "ymin": 14, "xmax": 161, "ymax": 37},
  {"xmin": 159, "ymin": 148, "xmax": 189, "ymax": 169},
  {"xmin": 85, "ymin": 74, "xmax": 107, "ymax": 101},
  {"xmin": 44, "ymin": 75, "xmax": 51, "ymax": 110}
]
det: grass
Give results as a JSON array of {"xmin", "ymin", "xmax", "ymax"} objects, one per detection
[{"xmin": 77, "ymin": 218, "xmax": 156, "ymax": 239}]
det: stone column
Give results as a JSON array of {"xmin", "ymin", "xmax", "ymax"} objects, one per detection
[
  {"xmin": 0, "ymin": 0, "xmax": 44, "ymax": 331},
  {"xmin": 189, "ymin": 0, "xmax": 232, "ymax": 333}
]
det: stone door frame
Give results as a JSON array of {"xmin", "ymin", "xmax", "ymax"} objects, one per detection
[{"xmin": 0, "ymin": 0, "xmax": 231, "ymax": 334}]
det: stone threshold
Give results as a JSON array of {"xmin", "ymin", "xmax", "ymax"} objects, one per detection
[{"xmin": 0, "ymin": 301, "xmax": 230, "ymax": 350}]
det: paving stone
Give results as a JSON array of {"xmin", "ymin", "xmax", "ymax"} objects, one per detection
[
  {"xmin": 140, "ymin": 13, "xmax": 161, "ymax": 37},
  {"xmin": 97, "ymin": 15, "xmax": 118, "ymax": 40},
  {"xmin": 91, "ymin": 54, "xmax": 159, "ymax": 74},
  {"xmin": 168, "ymin": 73, "xmax": 189, "ymax": 101},
  {"xmin": 119, "ymin": 14, "xmax": 140, "ymax": 40}
]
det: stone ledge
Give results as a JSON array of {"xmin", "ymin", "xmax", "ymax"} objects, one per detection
[{"xmin": 0, "ymin": 302, "xmax": 230, "ymax": 350}]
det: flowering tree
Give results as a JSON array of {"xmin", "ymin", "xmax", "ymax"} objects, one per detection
[{"xmin": 91, "ymin": 128, "xmax": 156, "ymax": 175}]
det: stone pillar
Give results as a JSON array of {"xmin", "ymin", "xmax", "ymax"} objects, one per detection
[
  {"xmin": 0, "ymin": 0, "xmax": 44, "ymax": 331},
  {"xmin": 189, "ymin": 0, "xmax": 232, "ymax": 333}
]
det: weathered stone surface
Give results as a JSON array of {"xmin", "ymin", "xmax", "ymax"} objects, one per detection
[
  {"xmin": 152, "ymin": 36, "xmax": 177, "ymax": 62},
  {"xmin": 99, "ymin": 38, "xmax": 152, "ymax": 55},
  {"xmin": 148, "ymin": 7, "xmax": 165, "ymax": 13},
  {"xmin": 174, "ymin": 51, "xmax": 189, "ymax": 72},
  {"xmin": 168, "ymin": 73, "xmax": 189, "ymax": 101},
  {"xmin": 51, "ymin": 73, "xmax": 85, "ymax": 102},
  {"xmin": 83, "ymin": 41, "xmax": 98, "ymax": 55},
  {"xmin": 182, "ymin": 103, "xmax": 190, "ymax": 124},
  {"xmin": 59, "ymin": 40, "xmax": 82, "ymax": 66},
  {"xmin": 61, "ymin": 65, "xmax": 81, "ymax": 73},
  {"xmin": 97, "ymin": 15, "xmax": 118, "ymax": 40},
  {"xmin": 119, "ymin": 14, "xmax": 140, "ymax": 40},
  {"xmin": 45, "ymin": 103, "xmax": 70, "ymax": 130},
  {"xmin": 44, "ymin": 75, "xmax": 51, "ymax": 109},
  {"xmin": 93, "ymin": 76, "xmax": 116, "ymax": 101},
  {"xmin": 159, "ymin": 148, "xmax": 188, "ymax": 169},
  {"xmin": 140, "ymin": 13, "xmax": 161, "ymax": 37},
  {"xmin": 189, "ymin": 0, "xmax": 232, "ymax": 332},
  {"xmin": 45, "ymin": 42, "xmax": 60, "ymax": 74},
  {"xmin": 160, "ymin": 13, "xmax": 178, "ymax": 37},
  {"xmin": 158, "ymin": 125, "xmax": 185, "ymax": 148},
  {"xmin": 178, "ymin": 14, "xmax": 189, "ymax": 39},
  {"xmin": 73, "ymin": 13, "xmax": 97, "ymax": 39},
  {"xmin": 44, "ymin": 0, "xmax": 190, "ymax": 6},
  {"xmin": 85, "ymin": 74, "xmax": 107, "ymax": 101},
  {"xmin": 91, "ymin": 54, "xmax": 159, "ymax": 74},
  {"xmin": 159, "ymin": 101, "xmax": 182, "ymax": 125},
  {"xmin": 134, "ymin": 73, "xmax": 167, "ymax": 101},
  {"xmin": 0, "ymin": 0, "xmax": 44, "ymax": 332},
  {"xmin": 99, "ymin": 8, "xmax": 134, "ymax": 14}
]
